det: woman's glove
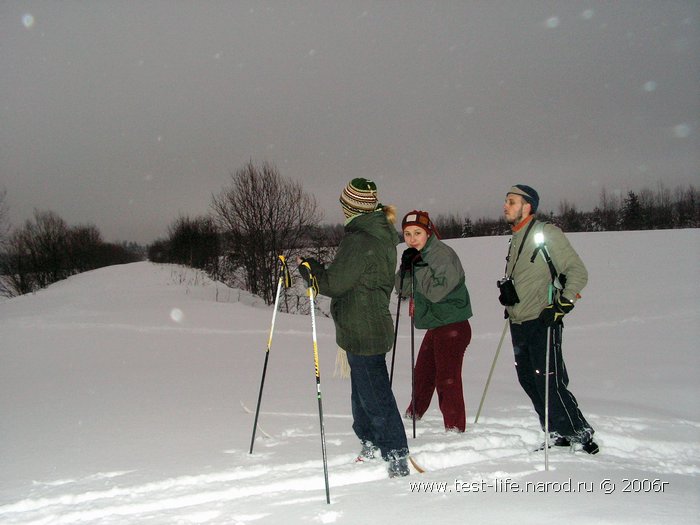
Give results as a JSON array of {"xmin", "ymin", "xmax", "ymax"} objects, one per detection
[{"xmin": 400, "ymin": 248, "xmax": 422, "ymax": 273}]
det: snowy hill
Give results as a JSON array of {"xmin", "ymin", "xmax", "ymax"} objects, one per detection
[{"xmin": 1, "ymin": 230, "xmax": 699, "ymax": 525}]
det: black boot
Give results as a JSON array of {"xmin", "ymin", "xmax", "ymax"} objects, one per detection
[
  {"xmin": 553, "ymin": 435, "xmax": 571, "ymax": 447},
  {"xmin": 535, "ymin": 434, "xmax": 571, "ymax": 451},
  {"xmin": 581, "ymin": 439, "xmax": 600, "ymax": 455}
]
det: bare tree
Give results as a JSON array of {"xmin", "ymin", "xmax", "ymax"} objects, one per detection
[
  {"xmin": 591, "ymin": 188, "xmax": 621, "ymax": 231},
  {"xmin": 557, "ymin": 199, "xmax": 585, "ymax": 232},
  {"xmin": 0, "ymin": 187, "xmax": 9, "ymax": 250},
  {"xmin": 433, "ymin": 212, "xmax": 464, "ymax": 239},
  {"xmin": 0, "ymin": 210, "xmax": 70, "ymax": 295},
  {"xmin": 25, "ymin": 210, "xmax": 71, "ymax": 288},
  {"xmin": 164, "ymin": 215, "xmax": 221, "ymax": 275},
  {"xmin": 0, "ymin": 187, "xmax": 9, "ymax": 295},
  {"xmin": 674, "ymin": 184, "xmax": 700, "ymax": 227},
  {"xmin": 67, "ymin": 224, "xmax": 104, "ymax": 273},
  {"xmin": 652, "ymin": 181, "xmax": 674, "ymax": 228},
  {"xmin": 211, "ymin": 161, "xmax": 321, "ymax": 304},
  {"xmin": 2, "ymin": 232, "xmax": 32, "ymax": 296}
]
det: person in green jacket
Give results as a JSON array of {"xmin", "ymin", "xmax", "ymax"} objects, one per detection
[
  {"xmin": 396, "ymin": 210, "xmax": 473, "ymax": 432},
  {"xmin": 501, "ymin": 184, "xmax": 598, "ymax": 454},
  {"xmin": 298, "ymin": 178, "xmax": 410, "ymax": 478}
]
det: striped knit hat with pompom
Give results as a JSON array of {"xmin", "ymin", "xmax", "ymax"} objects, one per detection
[{"xmin": 339, "ymin": 178, "xmax": 379, "ymax": 221}]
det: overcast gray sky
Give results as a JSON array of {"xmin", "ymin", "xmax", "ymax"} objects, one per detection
[{"xmin": 1, "ymin": 1, "xmax": 698, "ymax": 244}]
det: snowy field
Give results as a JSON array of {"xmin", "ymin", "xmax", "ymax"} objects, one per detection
[{"xmin": 1, "ymin": 229, "xmax": 698, "ymax": 524}]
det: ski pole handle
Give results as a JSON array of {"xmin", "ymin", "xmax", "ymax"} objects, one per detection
[{"xmin": 278, "ymin": 255, "xmax": 293, "ymax": 288}]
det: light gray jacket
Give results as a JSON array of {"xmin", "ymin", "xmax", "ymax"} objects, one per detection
[{"xmin": 505, "ymin": 218, "xmax": 588, "ymax": 324}]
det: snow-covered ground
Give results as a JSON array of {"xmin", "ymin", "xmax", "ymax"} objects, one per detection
[{"xmin": 1, "ymin": 230, "xmax": 698, "ymax": 525}]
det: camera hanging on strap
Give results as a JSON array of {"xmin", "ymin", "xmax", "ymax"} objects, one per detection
[{"xmin": 497, "ymin": 219, "xmax": 537, "ymax": 306}]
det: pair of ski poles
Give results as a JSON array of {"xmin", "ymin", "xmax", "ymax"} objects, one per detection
[
  {"xmin": 392, "ymin": 252, "xmax": 555, "ymax": 473},
  {"xmin": 248, "ymin": 255, "xmax": 330, "ymax": 504},
  {"xmin": 535, "ymin": 235, "xmax": 564, "ymax": 472},
  {"xmin": 473, "ymin": 316, "xmax": 555, "ymax": 471},
  {"xmin": 388, "ymin": 261, "xmax": 509, "ymax": 437}
]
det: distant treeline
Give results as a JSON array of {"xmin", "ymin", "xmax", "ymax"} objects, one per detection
[
  {"xmin": 432, "ymin": 184, "xmax": 699, "ymax": 239},
  {"xmin": 150, "ymin": 179, "xmax": 698, "ymax": 309},
  {"xmin": 1, "ymin": 180, "xmax": 697, "ymax": 299},
  {"xmin": 0, "ymin": 210, "xmax": 145, "ymax": 297}
]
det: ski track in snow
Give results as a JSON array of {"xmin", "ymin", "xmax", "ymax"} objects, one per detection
[
  {"xmin": 2, "ymin": 318, "xmax": 317, "ymax": 338},
  {"xmin": 2, "ymin": 410, "xmax": 698, "ymax": 525}
]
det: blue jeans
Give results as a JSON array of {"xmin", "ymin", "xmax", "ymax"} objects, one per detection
[{"xmin": 346, "ymin": 352, "xmax": 409, "ymax": 460}]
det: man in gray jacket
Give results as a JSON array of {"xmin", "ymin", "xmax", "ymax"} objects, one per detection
[{"xmin": 501, "ymin": 185, "xmax": 598, "ymax": 454}]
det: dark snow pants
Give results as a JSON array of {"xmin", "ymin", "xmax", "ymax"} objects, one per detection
[
  {"xmin": 406, "ymin": 319, "xmax": 472, "ymax": 432},
  {"xmin": 509, "ymin": 319, "xmax": 594, "ymax": 442},
  {"xmin": 346, "ymin": 352, "xmax": 409, "ymax": 460}
]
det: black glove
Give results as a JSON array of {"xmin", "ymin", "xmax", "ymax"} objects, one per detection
[
  {"xmin": 538, "ymin": 296, "xmax": 575, "ymax": 326},
  {"xmin": 297, "ymin": 260, "xmax": 311, "ymax": 283},
  {"xmin": 400, "ymin": 248, "xmax": 422, "ymax": 273},
  {"xmin": 297, "ymin": 259, "xmax": 319, "ymax": 297}
]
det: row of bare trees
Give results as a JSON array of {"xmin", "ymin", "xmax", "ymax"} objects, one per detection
[
  {"xmin": 3, "ymin": 173, "xmax": 696, "ymax": 303},
  {"xmin": 0, "ymin": 163, "xmax": 328, "ymax": 304},
  {"xmin": 0, "ymin": 204, "xmax": 143, "ymax": 297}
]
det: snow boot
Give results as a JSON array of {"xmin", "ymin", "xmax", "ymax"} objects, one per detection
[
  {"xmin": 354, "ymin": 440, "xmax": 379, "ymax": 462},
  {"xmin": 535, "ymin": 434, "xmax": 571, "ymax": 451},
  {"xmin": 388, "ymin": 456, "xmax": 410, "ymax": 478}
]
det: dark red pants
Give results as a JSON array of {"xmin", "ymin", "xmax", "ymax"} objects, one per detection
[{"xmin": 406, "ymin": 319, "xmax": 472, "ymax": 431}]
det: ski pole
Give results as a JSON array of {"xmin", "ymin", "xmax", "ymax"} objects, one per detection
[
  {"xmin": 301, "ymin": 261, "xmax": 331, "ymax": 504},
  {"xmin": 249, "ymin": 255, "xmax": 291, "ymax": 455},
  {"xmin": 410, "ymin": 264, "xmax": 417, "ymax": 439},
  {"xmin": 474, "ymin": 319, "xmax": 509, "ymax": 424},
  {"xmin": 544, "ymin": 282, "xmax": 554, "ymax": 471},
  {"xmin": 389, "ymin": 270, "xmax": 406, "ymax": 387},
  {"xmin": 535, "ymin": 235, "xmax": 561, "ymax": 472}
]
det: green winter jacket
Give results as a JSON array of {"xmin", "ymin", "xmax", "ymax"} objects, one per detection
[
  {"xmin": 396, "ymin": 235, "xmax": 472, "ymax": 330},
  {"xmin": 504, "ymin": 218, "xmax": 588, "ymax": 324},
  {"xmin": 306, "ymin": 210, "xmax": 398, "ymax": 355}
]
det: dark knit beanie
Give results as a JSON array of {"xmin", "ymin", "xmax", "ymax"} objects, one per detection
[
  {"xmin": 340, "ymin": 178, "xmax": 379, "ymax": 220},
  {"xmin": 401, "ymin": 210, "xmax": 434, "ymax": 235},
  {"xmin": 507, "ymin": 184, "xmax": 540, "ymax": 213}
]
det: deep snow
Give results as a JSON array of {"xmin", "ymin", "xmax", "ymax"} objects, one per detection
[{"xmin": 1, "ymin": 230, "xmax": 698, "ymax": 524}]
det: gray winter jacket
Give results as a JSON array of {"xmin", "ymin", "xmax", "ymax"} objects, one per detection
[{"xmin": 396, "ymin": 235, "xmax": 472, "ymax": 329}]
